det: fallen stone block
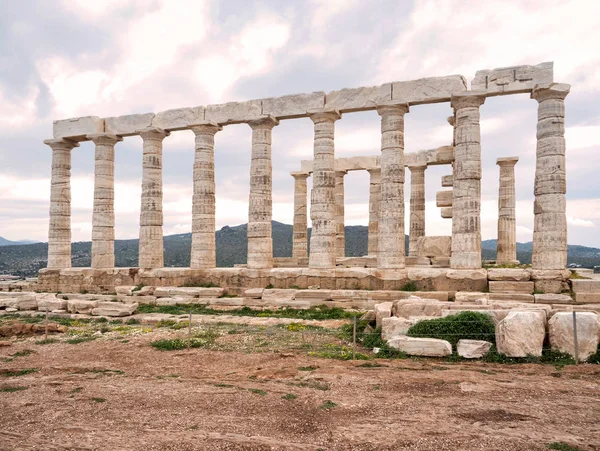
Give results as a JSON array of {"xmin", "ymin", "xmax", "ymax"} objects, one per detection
[
  {"xmin": 116, "ymin": 286, "xmax": 135, "ymax": 296},
  {"xmin": 457, "ymin": 339, "xmax": 492, "ymax": 359},
  {"xmin": 496, "ymin": 311, "xmax": 546, "ymax": 357},
  {"xmin": 387, "ymin": 336, "xmax": 452, "ymax": 357},
  {"xmin": 17, "ymin": 298, "xmax": 38, "ymax": 311},
  {"xmin": 67, "ymin": 299, "xmax": 99, "ymax": 314},
  {"xmin": 489, "ymin": 281, "xmax": 534, "ymax": 293},
  {"xmin": 381, "ymin": 317, "xmax": 416, "ymax": 340},
  {"xmin": 92, "ymin": 302, "xmax": 138, "ymax": 317},
  {"xmin": 36, "ymin": 294, "xmax": 67, "ymax": 312},
  {"xmin": 392, "ymin": 299, "xmax": 448, "ymax": 319},
  {"xmin": 548, "ymin": 312, "xmax": 600, "ymax": 361},
  {"xmin": 375, "ymin": 302, "xmax": 393, "ymax": 328},
  {"xmin": 261, "ymin": 289, "xmax": 296, "ymax": 302},
  {"xmin": 489, "ymin": 293, "xmax": 535, "ymax": 303}
]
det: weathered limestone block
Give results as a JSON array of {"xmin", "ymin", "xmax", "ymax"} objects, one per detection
[
  {"xmin": 440, "ymin": 207, "xmax": 452, "ymax": 219},
  {"xmin": 489, "ymin": 281, "xmax": 534, "ymax": 293},
  {"xmin": 262, "ymin": 92, "xmax": 325, "ymax": 119},
  {"xmin": 496, "ymin": 157, "xmax": 519, "ymax": 264},
  {"xmin": 375, "ymin": 302, "xmax": 393, "ymax": 328},
  {"xmin": 487, "ymin": 268, "xmax": 531, "ymax": 281},
  {"xmin": 244, "ymin": 288, "xmax": 264, "ymax": 299},
  {"xmin": 53, "ymin": 116, "xmax": 104, "ymax": 140},
  {"xmin": 261, "ymin": 289, "xmax": 296, "ymax": 302},
  {"xmin": 152, "ymin": 106, "xmax": 205, "ymax": 131},
  {"xmin": 36, "ymin": 294, "xmax": 67, "ymax": 311},
  {"xmin": 116, "ymin": 286, "xmax": 136, "ymax": 296},
  {"xmin": 431, "ymin": 257, "xmax": 451, "ymax": 267},
  {"xmin": 436, "ymin": 190, "xmax": 453, "ymax": 207},
  {"xmin": 392, "ymin": 75, "xmax": 467, "ymax": 104},
  {"xmin": 325, "ymin": 84, "xmax": 391, "ymax": 112},
  {"xmin": 441, "ymin": 175, "xmax": 453, "ymax": 187},
  {"xmin": 534, "ymin": 294, "xmax": 572, "ymax": 304},
  {"xmin": 67, "ymin": 299, "xmax": 98, "ymax": 314},
  {"xmin": 381, "ymin": 316, "xmax": 417, "ymax": 340},
  {"xmin": 574, "ymin": 293, "xmax": 600, "ymax": 304},
  {"xmin": 548, "ymin": 312, "xmax": 600, "ymax": 361},
  {"xmin": 392, "ymin": 299, "xmax": 447, "ymax": 318},
  {"xmin": 496, "ymin": 311, "xmax": 546, "ymax": 357},
  {"xmin": 121, "ymin": 296, "xmax": 156, "ymax": 305},
  {"xmin": 155, "ymin": 297, "xmax": 193, "ymax": 306},
  {"xmin": 457, "ymin": 339, "xmax": 492, "ymax": 359},
  {"xmin": 153, "ymin": 287, "xmax": 224, "ymax": 298},
  {"xmin": 294, "ymin": 290, "xmax": 332, "ymax": 302},
  {"xmin": 104, "ymin": 113, "xmax": 155, "ymax": 136},
  {"xmin": 415, "ymin": 236, "xmax": 452, "ymax": 258},
  {"xmin": 405, "ymin": 256, "xmax": 431, "ymax": 266},
  {"xmin": 571, "ymin": 280, "xmax": 600, "ymax": 293},
  {"xmin": 17, "ymin": 298, "xmax": 38, "ymax": 311},
  {"xmin": 471, "ymin": 62, "xmax": 553, "ymax": 95},
  {"xmin": 205, "ymin": 100, "xmax": 262, "ymax": 124},
  {"xmin": 387, "ymin": 336, "xmax": 452, "ymax": 357},
  {"xmin": 92, "ymin": 301, "xmax": 138, "ymax": 317}
]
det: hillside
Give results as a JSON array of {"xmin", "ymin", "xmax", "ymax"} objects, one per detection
[
  {"xmin": 1, "ymin": 224, "xmax": 598, "ymax": 277},
  {"xmin": 0, "ymin": 237, "xmax": 38, "ymax": 246}
]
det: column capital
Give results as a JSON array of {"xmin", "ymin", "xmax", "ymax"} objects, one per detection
[
  {"xmin": 531, "ymin": 82, "xmax": 570, "ymax": 102},
  {"xmin": 447, "ymin": 115, "xmax": 455, "ymax": 126},
  {"xmin": 451, "ymin": 92, "xmax": 486, "ymax": 110},
  {"xmin": 190, "ymin": 122, "xmax": 222, "ymax": 135},
  {"xmin": 366, "ymin": 167, "xmax": 381, "ymax": 176},
  {"xmin": 86, "ymin": 133, "xmax": 123, "ymax": 145},
  {"xmin": 307, "ymin": 109, "xmax": 341, "ymax": 123},
  {"xmin": 290, "ymin": 171, "xmax": 309, "ymax": 180},
  {"xmin": 248, "ymin": 115, "xmax": 279, "ymax": 129},
  {"xmin": 376, "ymin": 102, "xmax": 409, "ymax": 116},
  {"xmin": 408, "ymin": 164, "xmax": 427, "ymax": 173},
  {"xmin": 137, "ymin": 127, "xmax": 170, "ymax": 140},
  {"xmin": 44, "ymin": 138, "xmax": 79, "ymax": 150},
  {"xmin": 334, "ymin": 169, "xmax": 348, "ymax": 177},
  {"xmin": 496, "ymin": 156, "xmax": 519, "ymax": 167}
]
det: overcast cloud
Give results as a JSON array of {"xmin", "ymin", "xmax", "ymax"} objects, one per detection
[{"xmin": 0, "ymin": 0, "xmax": 599, "ymax": 247}]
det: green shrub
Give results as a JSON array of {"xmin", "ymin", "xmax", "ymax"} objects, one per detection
[
  {"xmin": 406, "ymin": 311, "xmax": 496, "ymax": 348},
  {"xmin": 399, "ymin": 282, "xmax": 418, "ymax": 292},
  {"xmin": 282, "ymin": 393, "xmax": 297, "ymax": 400},
  {"xmin": 547, "ymin": 442, "xmax": 583, "ymax": 451},
  {"xmin": 0, "ymin": 385, "xmax": 28, "ymax": 392},
  {"xmin": 0, "ymin": 368, "xmax": 38, "ymax": 377},
  {"xmin": 587, "ymin": 345, "xmax": 600, "ymax": 364},
  {"xmin": 319, "ymin": 400, "xmax": 337, "ymax": 410}
]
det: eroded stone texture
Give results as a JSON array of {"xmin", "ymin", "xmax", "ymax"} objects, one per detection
[
  {"xmin": 377, "ymin": 104, "xmax": 409, "ymax": 269},
  {"xmin": 247, "ymin": 116, "xmax": 279, "ymax": 269},
  {"xmin": 436, "ymin": 190, "xmax": 452, "ymax": 207},
  {"xmin": 262, "ymin": 92, "xmax": 325, "ymax": 119},
  {"xmin": 387, "ymin": 336, "xmax": 452, "ymax": 357},
  {"xmin": 53, "ymin": 116, "xmax": 104, "ymax": 141},
  {"xmin": 138, "ymin": 128, "xmax": 169, "ymax": 268},
  {"xmin": 205, "ymin": 100, "xmax": 262, "ymax": 124},
  {"xmin": 334, "ymin": 170, "xmax": 346, "ymax": 258},
  {"xmin": 409, "ymin": 165, "xmax": 426, "ymax": 257},
  {"xmin": 45, "ymin": 138, "xmax": 79, "ymax": 269},
  {"xmin": 325, "ymin": 84, "xmax": 391, "ymax": 112},
  {"xmin": 152, "ymin": 106, "xmax": 205, "ymax": 131},
  {"xmin": 450, "ymin": 93, "xmax": 486, "ymax": 269},
  {"xmin": 441, "ymin": 207, "xmax": 453, "ymax": 219},
  {"xmin": 88, "ymin": 134, "xmax": 123, "ymax": 269},
  {"xmin": 391, "ymin": 75, "xmax": 467, "ymax": 104},
  {"xmin": 548, "ymin": 312, "xmax": 600, "ymax": 361},
  {"xmin": 291, "ymin": 172, "xmax": 309, "ymax": 259},
  {"xmin": 457, "ymin": 339, "xmax": 492, "ymax": 359},
  {"xmin": 531, "ymin": 83, "xmax": 570, "ymax": 270},
  {"xmin": 308, "ymin": 111, "xmax": 341, "ymax": 269},
  {"xmin": 441, "ymin": 174, "xmax": 453, "ymax": 187},
  {"xmin": 367, "ymin": 168, "xmax": 381, "ymax": 256},
  {"xmin": 496, "ymin": 157, "xmax": 519, "ymax": 264},
  {"xmin": 190, "ymin": 123, "xmax": 222, "ymax": 268},
  {"xmin": 472, "ymin": 62, "xmax": 553, "ymax": 95},
  {"xmin": 496, "ymin": 311, "xmax": 546, "ymax": 357},
  {"xmin": 416, "ymin": 236, "xmax": 452, "ymax": 258},
  {"xmin": 105, "ymin": 113, "xmax": 154, "ymax": 136}
]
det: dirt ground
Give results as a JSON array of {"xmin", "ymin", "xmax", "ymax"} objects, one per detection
[{"xmin": 1, "ymin": 324, "xmax": 599, "ymax": 451}]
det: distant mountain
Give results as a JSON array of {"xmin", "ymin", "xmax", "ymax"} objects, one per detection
[
  {"xmin": 0, "ymin": 237, "xmax": 39, "ymax": 246},
  {"xmin": 0, "ymin": 224, "xmax": 598, "ymax": 278}
]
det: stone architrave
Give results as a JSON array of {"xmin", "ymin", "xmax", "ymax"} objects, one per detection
[
  {"xmin": 334, "ymin": 170, "xmax": 347, "ymax": 258},
  {"xmin": 408, "ymin": 165, "xmax": 427, "ymax": 257},
  {"xmin": 291, "ymin": 172, "xmax": 309, "ymax": 258},
  {"xmin": 531, "ymin": 83, "xmax": 570, "ymax": 270},
  {"xmin": 450, "ymin": 93, "xmax": 486, "ymax": 269},
  {"xmin": 377, "ymin": 103, "xmax": 409, "ymax": 269},
  {"xmin": 367, "ymin": 168, "xmax": 381, "ymax": 256},
  {"xmin": 87, "ymin": 133, "xmax": 123, "ymax": 268},
  {"xmin": 190, "ymin": 123, "xmax": 222, "ymax": 269},
  {"xmin": 496, "ymin": 157, "xmax": 519, "ymax": 264},
  {"xmin": 138, "ymin": 127, "xmax": 169, "ymax": 268},
  {"xmin": 247, "ymin": 116, "xmax": 279, "ymax": 269},
  {"xmin": 44, "ymin": 138, "xmax": 79, "ymax": 269},
  {"xmin": 308, "ymin": 110, "xmax": 341, "ymax": 269}
]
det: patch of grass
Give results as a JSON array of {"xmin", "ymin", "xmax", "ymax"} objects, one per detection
[
  {"xmin": 357, "ymin": 362, "xmax": 386, "ymax": 368},
  {"xmin": 291, "ymin": 380, "xmax": 330, "ymax": 391},
  {"xmin": 483, "ymin": 347, "xmax": 577, "ymax": 366},
  {"xmin": 533, "ymin": 289, "xmax": 545, "ymax": 295},
  {"xmin": 319, "ymin": 400, "xmax": 337, "ymax": 410},
  {"xmin": 265, "ymin": 284, "xmax": 274, "ymax": 289},
  {"xmin": 95, "ymin": 317, "xmax": 108, "ymax": 323},
  {"xmin": 406, "ymin": 311, "xmax": 496, "ymax": 348},
  {"xmin": 218, "ymin": 293, "xmax": 238, "ymax": 298},
  {"xmin": 281, "ymin": 323, "xmax": 323, "ymax": 332},
  {"xmin": 70, "ymin": 387, "xmax": 83, "ymax": 394},
  {"xmin": 0, "ymin": 385, "xmax": 28, "ymax": 392},
  {"xmin": 568, "ymin": 271, "xmax": 590, "ymax": 280},
  {"xmin": 66, "ymin": 336, "xmax": 97, "ymax": 345},
  {"xmin": 340, "ymin": 324, "xmax": 408, "ymax": 359},
  {"xmin": 248, "ymin": 388, "xmax": 267, "ymax": 395},
  {"xmin": 547, "ymin": 442, "xmax": 583, "ymax": 451},
  {"xmin": 0, "ymin": 368, "xmax": 39, "ymax": 377},
  {"xmin": 399, "ymin": 281, "xmax": 418, "ymax": 292},
  {"xmin": 35, "ymin": 338, "xmax": 58, "ymax": 345},
  {"xmin": 587, "ymin": 345, "xmax": 600, "ymax": 364},
  {"xmin": 298, "ymin": 365, "xmax": 318, "ymax": 372},
  {"xmin": 5, "ymin": 349, "xmax": 35, "ymax": 361},
  {"xmin": 214, "ymin": 383, "xmax": 234, "ymax": 388},
  {"xmin": 182, "ymin": 279, "xmax": 218, "ymax": 288},
  {"xmin": 125, "ymin": 318, "xmax": 140, "ymax": 325},
  {"xmin": 132, "ymin": 284, "xmax": 144, "ymax": 292},
  {"xmin": 150, "ymin": 331, "xmax": 217, "ymax": 351},
  {"xmin": 309, "ymin": 344, "xmax": 371, "ymax": 361},
  {"xmin": 282, "ymin": 393, "xmax": 297, "ymax": 400},
  {"xmin": 91, "ymin": 397, "xmax": 106, "ymax": 403}
]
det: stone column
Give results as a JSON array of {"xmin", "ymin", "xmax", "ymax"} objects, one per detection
[
  {"xmin": 531, "ymin": 83, "xmax": 570, "ymax": 270},
  {"xmin": 376, "ymin": 104, "xmax": 409, "ymax": 269},
  {"xmin": 44, "ymin": 138, "xmax": 79, "ymax": 269},
  {"xmin": 308, "ymin": 110, "xmax": 341, "ymax": 269},
  {"xmin": 450, "ymin": 93, "xmax": 485, "ymax": 269},
  {"xmin": 367, "ymin": 168, "xmax": 381, "ymax": 257},
  {"xmin": 334, "ymin": 170, "xmax": 347, "ymax": 258},
  {"xmin": 408, "ymin": 164, "xmax": 427, "ymax": 257},
  {"xmin": 87, "ymin": 133, "xmax": 122, "ymax": 269},
  {"xmin": 190, "ymin": 123, "xmax": 222, "ymax": 269},
  {"xmin": 291, "ymin": 172, "xmax": 309, "ymax": 259},
  {"xmin": 138, "ymin": 127, "xmax": 169, "ymax": 268},
  {"xmin": 496, "ymin": 157, "xmax": 519, "ymax": 265},
  {"xmin": 247, "ymin": 116, "xmax": 279, "ymax": 269}
]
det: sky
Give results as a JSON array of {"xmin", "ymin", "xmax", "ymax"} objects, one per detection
[{"xmin": 0, "ymin": 0, "xmax": 599, "ymax": 247}]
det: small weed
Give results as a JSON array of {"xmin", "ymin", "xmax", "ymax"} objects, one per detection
[
  {"xmin": 215, "ymin": 383, "xmax": 234, "ymax": 388},
  {"xmin": 399, "ymin": 282, "xmax": 418, "ymax": 292},
  {"xmin": 132, "ymin": 284, "xmax": 145, "ymax": 292},
  {"xmin": 298, "ymin": 366, "xmax": 318, "ymax": 372},
  {"xmin": 35, "ymin": 338, "xmax": 58, "ymax": 345},
  {"xmin": 547, "ymin": 442, "xmax": 583, "ymax": 451},
  {"xmin": 282, "ymin": 393, "xmax": 297, "ymax": 400},
  {"xmin": 80, "ymin": 290, "xmax": 88, "ymax": 294},
  {"xmin": 125, "ymin": 318, "xmax": 140, "ymax": 325},
  {"xmin": 182, "ymin": 279, "xmax": 218, "ymax": 288},
  {"xmin": 265, "ymin": 284, "xmax": 274, "ymax": 289},
  {"xmin": 151, "ymin": 331, "xmax": 216, "ymax": 351},
  {"xmin": 290, "ymin": 380, "xmax": 330, "ymax": 391},
  {"xmin": 218, "ymin": 293, "xmax": 238, "ymax": 298},
  {"xmin": 70, "ymin": 387, "xmax": 83, "ymax": 394},
  {"xmin": 568, "ymin": 271, "xmax": 590, "ymax": 280},
  {"xmin": 533, "ymin": 289, "xmax": 545, "ymax": 295},
  {"xmin": 319, "ymin": 400, "xmax": 337, "ymax": 410},
  {"xmin": 66, "ymin": 336, "xmax": 97, "ymax": 345},
  {"xmin": 290, "ymin": 285, "xmax": 301, "ymax": 289},
  {"xmin": 91, "ymin": 397, "xmax": 106, "ymax": 403},
  {"xmin": 248, "ymin": 388, "xmax": 267, "ymax": 395},
  {"xmin": 0, "ymin": 368, "xmax": 39, "ymax": 377},
  {"xmin": 9, "ymin": 349, "xmax": 35, "ymax": 359},
  {"xmin": 95, "ymin": 317, "xmax": 109, "ymax": 323},
  {"xmin": 0, "ymin": 385, "xmax": 28, "ymax": 392},
  {"xmin": 309, "ymin": 345, "xmax": 371, "ymax": 361},
  {"xmin": 357, "ymin": 362, "xmax": 386, "ymax": 368}
]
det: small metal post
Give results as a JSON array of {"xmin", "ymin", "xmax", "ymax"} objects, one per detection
[
  {"xmin": 352, "ymin": 315, "xmax": 357, "ymax": 360},
  {"xmin": 572, "ymin": 311, "xmax": 579, "ymax": 364},
  {"xmin": 188, "ymin": 311, "xmax": 192, "ymax": 351},
  {"xmin": 45, "ymin": 306, "xmax": 49, "ymax": 341}
]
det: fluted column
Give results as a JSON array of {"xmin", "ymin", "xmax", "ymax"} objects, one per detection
[
  {"xmin": 377, "ymin": 104, "xmax": 409, "ymax": 269},
  {"xmin": 367, "ymin": 168, "xmax": 381, "ymax": 256},
  {"xmin": 450, "ymin": 93, "xmax": 485, "ymax": 269},
  {"xmin": 308, "ymin": 110, "xmax": 341, "ymax": 269},
  {"xmin": 409, "ymin": 164, "xmax": 427, "ymax": 257},
  {"xmin": 138, "ymin": 127, "xmax": 169, "ymax": 268},
  {"xmin": 44, "ymin": 138, "xmax": 79, "ymax": 269},
  {"xmin": 87, "ymin": 133, "xmax": 122, "ymax": 268},
  {"xmin": 291, "ymin": 172, "xmax": 309, "ymax": 259},
  {"xmin": 531, "ymin": 83, "xmax": 570, "ymax": 270},
  {"xmin": 496, "ymin": 157, "xmax": 519, "ymax": 264},
  {"xmin": 190, "ymin": 123, "xmax": 222, "ymax": 269},
  {"xmin": 334, "ymin": 170, "xmax": 346, "ymax": 258},
  {"xmin": 247, "ymin": 116, "xmax": 279, "ymax": 269}
]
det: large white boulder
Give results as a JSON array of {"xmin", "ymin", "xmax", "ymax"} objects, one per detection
[
  {"xmin": 374, "ymin": 302, "xmax": 393, "ymax": 328},
  {"xmin": 457, "ymin": 339, "xmax": 492, "ymax": 359},
  {"xmin": 548, "ymin": 312, "xmax": 600, "ymax": 361},
  {"xmin": 381, "ymin": 317, "xmax": 416, "ymax": 340},
  {"xmin": 392, "ymin": 297, "xmax": 447, "ymax": 318},
  {"xmin": 67, "ymin": 299, "xmax": 98, "ymax": 314},
  {"xmin": 387, "ymin": 336, "xmax": 452, "ymax": 357},
  {"xmin": 496, "ymin": 311, "xmax": 546, "ymax": 357}
]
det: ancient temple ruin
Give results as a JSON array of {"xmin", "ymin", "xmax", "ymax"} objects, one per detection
[{"xmin": 38, "ymin": 61, "xmax": 572, "ymax": 294}]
